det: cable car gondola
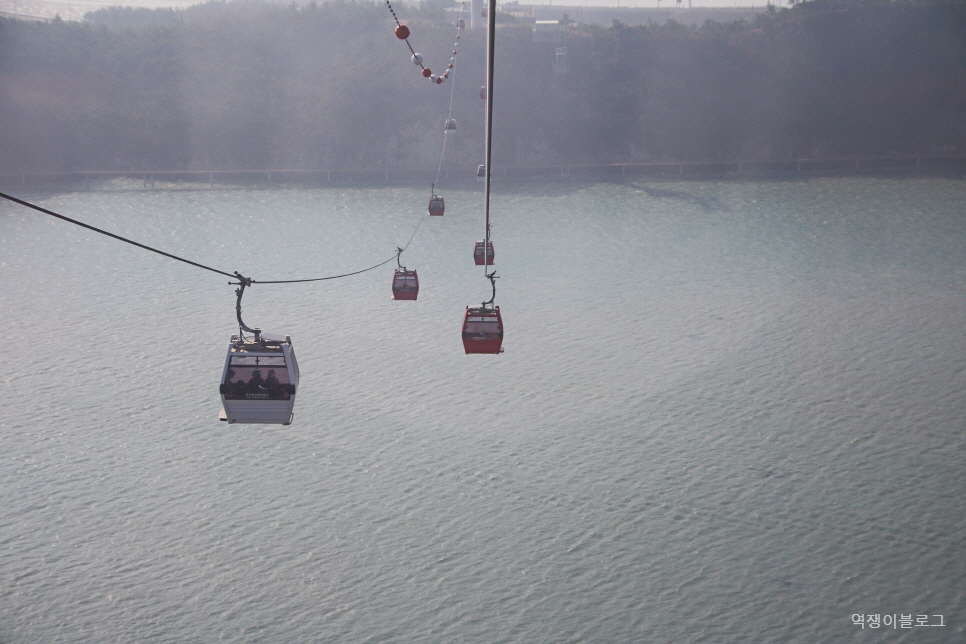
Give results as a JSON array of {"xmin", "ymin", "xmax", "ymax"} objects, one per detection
[
  {"xmin": 444, "ymin": 118, "xmax": 458, "ymax": 133},
  {"xmin": 219, "ymin": 276, "xmax": 298, "ymax": 425},
  {"xmin": 219, "ymin": 331, "xmax": 299, "ymax": 425},
  {"xmin": 473, "ymin": 240, "xmax": 494, "ymax": 265},
  {"xmin": 462, "ymin": 271, "xmax": 503, "ymax": 354},
  {"xmin": 391, "ymin": 246, "xmax": 419, "ymax": 300},
  {"xmin": 462, "ymin": 305, "xmax": 503, "ymax": 354},
  {"xmin": 429, "ymin": 194, "xmax": 445, "ymax": 216},
  {"xmin": 392, "ymin": 268, "xmax": 419, "ymax": 300}
]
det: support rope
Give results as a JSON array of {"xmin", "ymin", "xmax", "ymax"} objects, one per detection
[
  {"xmin": 433, "ymin": 3, "xmax": 465, "ymax": 193},
  {"xmin": 483, "ymin": 0, "xmax": 496, "ymax": 283},
  {"xmin": 0, "ymin": 190, "xmax": 414, "ymax": 287},
  {"xmin": 0, "ymin": 189, "xmax": 237, "ymax": 279}
]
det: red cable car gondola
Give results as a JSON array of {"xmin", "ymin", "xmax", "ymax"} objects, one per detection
[
  {"xmin": 391, "ymin": 268, "xmax": 419, "ymax": 300},
  {"xmin": 462, "ymin": 305, "xmax": 503, "ymax": 354},
  {"xmin": 473, "ymin": 240, "xmax": 494, "ymax": 265},
  {"xmin": 429, "ymin": 195, "xmax": 445, "ymax": 216},
  {"xmin": 391, "ymin": 247, "xmax": 419, "ymax": 300}
]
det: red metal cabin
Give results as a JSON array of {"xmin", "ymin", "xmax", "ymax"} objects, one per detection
[
  {"xmin": 473, "ymin": 240, "xmax": 494, "ymax": 265},
  {"xmin": 462, "ymin": 305, "xmax": 503, "ymax": 354},
  {"xmin": 428, "ymin": 196, "xmax": 445, "ymax": 216},
  {"xmin": 392, "ymin": 268, "xmax": 419, "ymax": 300}
]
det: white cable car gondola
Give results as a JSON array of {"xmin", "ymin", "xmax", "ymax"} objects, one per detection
[
  {"xmin": 444, "ymin": 118, "xmax": 458, "ymax": 133},
  {"xmin": 219, "ymin": 331, "xmax": 299, "ymax": 425},
  {"xmin": 219, "ymin": 275, "xmax": 299, "ymax": 425}
]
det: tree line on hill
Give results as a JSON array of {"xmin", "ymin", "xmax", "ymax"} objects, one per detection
[{"xmin": 1, "ymin": 0, "xmax": 964, "ymax": 173}]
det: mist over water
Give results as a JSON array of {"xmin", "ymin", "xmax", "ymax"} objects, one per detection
[
  {"xmin": 0, "ymin": 0, "xmax": 764, "ymax": 23},
  {"xmin": 1, "ymin": 176, "xmax": 964, "ymax": 642}
]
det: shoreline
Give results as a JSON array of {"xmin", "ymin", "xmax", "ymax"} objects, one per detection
[{"xmin": 3, "ymin": 156, "xmax": 965, "ymax": 189}]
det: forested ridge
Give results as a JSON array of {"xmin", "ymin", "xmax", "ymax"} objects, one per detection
[{"xmin": 1, "ymin": 0, "xmax": 965, "ymax": 173}]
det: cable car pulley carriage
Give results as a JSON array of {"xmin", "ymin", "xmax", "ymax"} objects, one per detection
[{"xmin": 219, "ymin": 274, "xmax": 299, "ymax": 425}]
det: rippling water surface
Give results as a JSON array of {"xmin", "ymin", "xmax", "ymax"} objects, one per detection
[{"xmin": 1, "ymin": 176, "xmax": 964, "ymax": 643}]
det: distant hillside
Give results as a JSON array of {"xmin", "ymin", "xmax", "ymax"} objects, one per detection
[
  {"xmin": 1, "ymin": 0, "xmax": 964, "ymax": 172},
  {"xmin": 531, "ymin": 5, "xmax": 767, "ymax": 27}
]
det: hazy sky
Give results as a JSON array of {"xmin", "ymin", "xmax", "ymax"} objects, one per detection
[{"xmin": 2, "ymin": 0, "xmax": 776, "ymax": 22}]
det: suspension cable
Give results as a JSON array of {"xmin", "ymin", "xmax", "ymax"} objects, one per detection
[
  {"xmin": 433, "ymin": 3, "xmax": 465, "ymax": 193},
  {"xmin": 0, "ymin": 190, "xmax": 409, "ymax": 286},
  {"xmin": 483, "ymin": 0, "xmax": 496, "ymax": 282},
  {"xmin": 253, "ymin": 256, "xmax": 396, "ymax": 285},
  {"xmin": 402, "ymin": 215, "xmax": 424, "ymax": 253},
  {"xmin": 248, "ymin": 202, "xmax": 425, "ymax": 283},
  {"xmin": 0, "ymin": 189, "xmax": 237, "ymax": 279}
]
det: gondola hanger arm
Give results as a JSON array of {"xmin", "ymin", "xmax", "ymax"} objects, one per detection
[
  {"xmin": 231, "ymin": 272, "xmax": 261, "ymax": 341},
  {"xmin": 484, "ymin": 271, "xmax": 498, "ymax": 307}
]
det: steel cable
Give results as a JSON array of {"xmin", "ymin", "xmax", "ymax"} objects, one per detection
[{"xmin": 0, "ymin": 190, "xmax": 416, "ymax": 286}]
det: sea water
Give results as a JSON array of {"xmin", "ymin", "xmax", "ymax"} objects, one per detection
[{"xmin": 1, "ymin": 176, "xmax": 964, "ymax": 642}]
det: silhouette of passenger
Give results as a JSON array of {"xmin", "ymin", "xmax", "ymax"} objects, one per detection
[
  {"xmin": 248, "ymin": 369, "xmax": 265, "ymax": 394},
  {"xmin": 264, "ymin": 369, "xmax": 280, "ymax": 396}
]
